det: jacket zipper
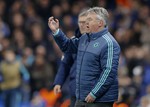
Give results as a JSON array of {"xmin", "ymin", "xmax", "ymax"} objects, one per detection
[{"xmin": 78, "ymin": 38, "xmax": 90, "ymax": 99}]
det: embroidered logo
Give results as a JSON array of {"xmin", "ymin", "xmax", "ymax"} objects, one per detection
[{"xmin": 93, "ymin": 42, "xmax": 99, "ymax": 48}]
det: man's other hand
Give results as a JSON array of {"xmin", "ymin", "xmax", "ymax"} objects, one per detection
[
  {"xmin": 53, "ymin": 85, "xmax": 61, "ymax": 95},
  {"xmin": 48, "ymin": 16, "xmax": 59, "ymax": 33}
]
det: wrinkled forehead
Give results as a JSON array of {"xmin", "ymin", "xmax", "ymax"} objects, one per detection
[
  {"xmin": 87, "ymin": 11, "xmax": 97, "ymax": 17},
  {"xmin": 86, "ymin": 12, "xmax": 98, "ymax": 20}
]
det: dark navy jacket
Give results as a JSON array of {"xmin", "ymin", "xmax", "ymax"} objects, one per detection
[
  {"xmin": 53, "ymin": 53, "xmax": 77, "ymax": 97},
  {"xmin": 53, "ymin": 28, "xmax": 120, "ymax": 102}
]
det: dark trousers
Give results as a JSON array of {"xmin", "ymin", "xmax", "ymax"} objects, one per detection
[
  {"xmin": 1, "ymin": 88, "xmax": 21, "ymax": 107},
  {"xmin": 75, "ymin": 100, "xmax": 114, "ymax": 107},
  {"xmin": 70, "ymin": 96, "xmax": 76, "ymax": 107}
]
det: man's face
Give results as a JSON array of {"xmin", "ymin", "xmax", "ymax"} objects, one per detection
[
  {"xmin": 86, "ymin": 12, "xmax": 102, "ymax": 33},
  {"xmin": 4, "ymin": 51, "xmax": 15, "ymax": 62},
  {"xmin": 78, "ymin": 16, "xmax": 88, "ymax": 34}
]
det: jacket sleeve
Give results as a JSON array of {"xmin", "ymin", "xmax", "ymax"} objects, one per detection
[
  {"xmin": 53, "ymin": 29, "xmax": 79, "ymax": 53},
  {"xmin": 90, "ymin": 39, "xmax": 121, "ymax": 99},
  {"xmin": 53, "ymin": 53, "xmax": 74, "ymax": 86}
]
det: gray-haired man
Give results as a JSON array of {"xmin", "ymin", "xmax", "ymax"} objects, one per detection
[{"xmin": 48, "ymin": 7, "xmax": 120, "ymax": 107}]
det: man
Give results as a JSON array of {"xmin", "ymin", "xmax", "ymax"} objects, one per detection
[
  {"xmin": 48, "ymin": 7, "xmax": 120, "ymax": 107},
  {"xmin": 53, "ymin": 10, "xmax": 88, "ymax": 107}
]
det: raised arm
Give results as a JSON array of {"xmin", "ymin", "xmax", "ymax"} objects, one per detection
[{"xmin": 48, "ymin": 16, "xmax": 79, "ymax": 53}]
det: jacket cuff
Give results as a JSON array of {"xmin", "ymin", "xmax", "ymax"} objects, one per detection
[
  {"xmin": 53, "ymin": 81, "xmax": 63, "ymax": 86},
  {"xmin": 53, "ymin": 29, "xmax": 60, "ymax": 36},
  {"xmin": 90, "ymin": 92, "xmax": 96, "ymax": 99}
]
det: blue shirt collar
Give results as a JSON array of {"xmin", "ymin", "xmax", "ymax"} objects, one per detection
[{"xmin": 89, "ymin": 27, "xmax": 109, "ymax": 40}]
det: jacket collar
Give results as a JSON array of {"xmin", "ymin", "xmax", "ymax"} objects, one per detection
[{"xmin": 87, "ymin": 27, "xmax": 109, "ymax": 40}]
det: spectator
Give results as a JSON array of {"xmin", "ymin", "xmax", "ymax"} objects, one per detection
[
  {"xmin": 0, "ymin": 49, "xmax": 29, "ymax": 107},
  {"xmin": 29, "ymin": 45, "xmax": 54, "ymax": 97}
]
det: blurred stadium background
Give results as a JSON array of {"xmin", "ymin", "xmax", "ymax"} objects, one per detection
[{"xmin": 0, "ymin": 0, "xmax": 150, "ymax": 107}]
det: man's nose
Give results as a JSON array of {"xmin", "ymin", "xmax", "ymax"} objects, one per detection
[{"xmin": 86, "ymin": 23, "xmax": 89, "ymax": 29}]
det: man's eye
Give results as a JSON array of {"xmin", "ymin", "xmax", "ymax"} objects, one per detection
[{"xmin": 82, "ymin": 21, "xmax": 86, "ymax": 23}]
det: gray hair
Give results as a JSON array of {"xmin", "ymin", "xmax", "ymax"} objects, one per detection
[{"xmin": 87, "ymin": 7, "xmax": 109, "ymax": 26}]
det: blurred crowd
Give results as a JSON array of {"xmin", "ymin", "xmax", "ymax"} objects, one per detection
[{"xmin": 0, "ymin": 0, "xmax": 150, "ymax": 107}]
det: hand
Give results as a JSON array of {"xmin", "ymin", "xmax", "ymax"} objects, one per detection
[
  {"xmin": 48, "ymin": 16, "xmax": 59, "ymax": 33},
  {"xmin": 85, "ymin": 93, "xmax": 95, "ymax": 103},
  {"xmin": 53, "ymin": 85, "xmax": 61, "ymax": 95}
]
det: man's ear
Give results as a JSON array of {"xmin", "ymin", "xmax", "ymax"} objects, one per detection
[{"xmin": 98, "ymin": 20, "xmax": 104, "ymax": 27}]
